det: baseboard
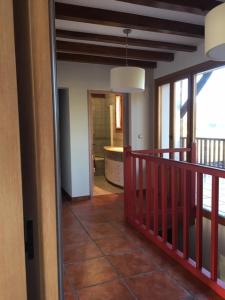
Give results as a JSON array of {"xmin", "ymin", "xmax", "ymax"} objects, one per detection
[{"xmin": 61, "ymin": 188, "xmax": 91, "ymax": 201}]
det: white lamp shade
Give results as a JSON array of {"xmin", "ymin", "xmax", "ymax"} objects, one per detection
[
  {"xmin": 205, "ymin": 3, "xmax": 225, "ymax": 61},
  {"xmin": 110, "ymin": 66, "xmax": 145, "ymax": 93}
]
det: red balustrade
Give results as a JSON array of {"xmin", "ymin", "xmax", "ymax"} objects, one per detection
[{"xmin": 124, "ymin": 144, "xmax": 225, "ymax": 299}]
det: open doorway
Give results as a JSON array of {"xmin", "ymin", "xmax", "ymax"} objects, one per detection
[{"xmin": 88, "ymin": 91, "xmax": 128, "ymax": 196}]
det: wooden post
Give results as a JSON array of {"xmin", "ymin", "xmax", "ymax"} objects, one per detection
[
  {"xmin": 191, "ymin": 142, "xmax": 197, "ymax": 164},
  {"xmin": 0, "ymin": 1, "xmax": 27, "ymax": 299},
  {"xmin": 124, "ymin": 146, "xmax": 131, "ymax": 221}
]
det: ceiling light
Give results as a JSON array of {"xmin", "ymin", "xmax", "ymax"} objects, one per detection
[
  {"xmin": 110, "ymin": 29, "xmax": 145, "ymax": 93},
  {"xmin": 205, "ymin": 3, "xmax": 225, "ymax": 61}
]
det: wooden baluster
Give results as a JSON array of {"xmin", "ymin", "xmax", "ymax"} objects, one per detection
[
  {"xmin": 146, "ymin": 159, "xmax": 151, "ymax": 232},
  {"xmin": 170, "ymin": 152, "xmax": 175, "ymax": 160},
  {"xmin": 180, "ymin": 151, "xmax": 184, "ymax": 162},
  {"xmin": 223, "ymin": 141, "xmax": 225, "ymax": 168},
  {"xmin": 139, "ymin": 158, "xmax": 144, "ymax": 225},
  {"xmin": 196, "ymin": 173, "xmax": 203, "ymax": 270},
  {"xmin": 124, "ymin": 146, "xmax": 131, "ymax": 221},
  {"xmin": 171, "ymin": 167, "xmax": 177, "ymax": 249},
  {"xmin": 182, "ymin": 168, "xmax": 189, "ymax": 259},
  {"xmin": 153, "ymin": 163, "xmax": 159, "ymax": 236},
  {"xmin": 209, "ymin": 139, "xmax": 211, "ymax": 166},
  {"xmin": 218, "ymin": 141, "xmax": 221, "ymax": 166},
  {"xmin": 191, "ymin": 142, "xmax": 197, "ymax": 164},
  {"xmin": 211, "ymin": 176, "xmax": 219, "ymax": 281},
  {"xmin": 213, "ymin": 140, "xmax": 216, "ymax": 165},
  {"xmin": 132, "ymin": 157, "xmax": 137, "ymax": 221},
  {"xmin": 161, "ymin": 164, "xmax": 167, "ymax": 242},
  {"xmin": 200, "ymin": 139, "xmax": 203, "ymax": 165},
  {"xmin": 204, "ymin": 139, "xmax": 207, "ymax": 165}
]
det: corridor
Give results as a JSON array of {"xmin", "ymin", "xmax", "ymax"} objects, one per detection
[{"xmin": 62, "ymin": 194, "xmax": 222, "ymax": 300}]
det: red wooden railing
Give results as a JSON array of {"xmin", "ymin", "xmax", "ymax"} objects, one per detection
[
  {"xmin": 181, "ymin": 137, "xmax": 225, "ymax": 168},
  {"xmin": 124, "ymin": 144, "xmax": 225, "ymax": 299}
]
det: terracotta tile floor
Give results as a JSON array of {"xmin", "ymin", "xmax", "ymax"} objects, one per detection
[{"xmin": 62, "ymin": 193, "xmax": 223, "ymax": 300}]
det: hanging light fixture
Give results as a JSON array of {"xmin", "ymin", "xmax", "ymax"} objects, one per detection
[
  {"xmin": 110, "ymin": 29, "xmax": 145, "ymax": 93},
  {"xmin": 205, "ymin": 3, "xmax": 225, "ymax": 61}
]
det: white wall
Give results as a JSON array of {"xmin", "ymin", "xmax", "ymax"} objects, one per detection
[
  {"xmin": 154, "ymin": 42, "xmax": 208, "ymax": 79},
  {"xmin": 130, "ymin": 69, "xmax": 155, "ymax": 150},
  {"xmin": 57, "ymin": 61, "xmax": 154, "ymax": 197},
  {"xmin": 58, "ymin": 89, "xmax": 72, "ymax": 195}
]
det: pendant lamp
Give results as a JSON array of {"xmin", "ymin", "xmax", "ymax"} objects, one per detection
[
  {"xmin": 110, "ymin": 29, "xmax": 145, "ymax": 93},
  {"xmin": 205, "ymin": 3, "xmax": 225, "ymax": 61}
]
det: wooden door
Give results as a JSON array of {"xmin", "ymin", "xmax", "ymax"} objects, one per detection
[
  {"xmin": 0, "ymin": 0, "xmax": 27, "ymax": 299},
  {"xmin": 13, "ymin": 0, "xmax": 60, "ymax": 299}
]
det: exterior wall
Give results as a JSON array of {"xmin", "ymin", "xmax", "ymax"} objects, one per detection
[{"xmin": 57, "ymin": 61, "xmax": 154, "ymax": 197}]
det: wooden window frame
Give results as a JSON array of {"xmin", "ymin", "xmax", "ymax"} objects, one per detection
[
  {"xmin": 154, "ymin": 61, "xmax": 225, "ymax": 150},
  {"xmin": 154, "ymin": 60, "xmax": 225, "ymax": 225}
]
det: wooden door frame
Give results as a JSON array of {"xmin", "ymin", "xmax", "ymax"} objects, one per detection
[
  {"xmin": 0, "ymin": 0, "xmax": 27, "ymax": 299},
  {"xmin": 13, "ymin": 0, "xmax": 61, "ymax": 299},
  {"xmin": 88, "ymin": 90, "xmax": 129, "ymax": 196}
]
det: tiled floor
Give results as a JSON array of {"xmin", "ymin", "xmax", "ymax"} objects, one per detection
[
  {"xmin": 93, "ymin": 175, "xmax": 123, "ymax": 196},
  {"xmin": 62, "ymin": 193, "xmax": 223, "ymax": 300}
]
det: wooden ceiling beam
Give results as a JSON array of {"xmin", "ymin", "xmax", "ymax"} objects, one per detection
[
  {"xmin": 56, "ymin": 29, "xmax": 197, "ymax": 52},
  {"xmin": 56, "ymin": 40, "xmax": 174, "ymax": 62},
  {"xmin": 114, "ymin": 0, "xmax": 222, "ymax": 15},
  {"xmin": 55, "ymin": 3, "xmax": 204, "ymax": 38},
  {"xmin": 57, "ymin": 52, "xmax": 157, "ymax": 68}
]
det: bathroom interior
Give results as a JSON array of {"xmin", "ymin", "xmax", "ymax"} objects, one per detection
[{"xmin": 90, "ymin": 92, "xmax": 124, "ymax": 196}]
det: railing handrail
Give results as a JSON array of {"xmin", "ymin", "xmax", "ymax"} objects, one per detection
[
  {"xmin": 128, "ymin": 151, "xmax": 225, "ymax": 178},
  {"xmin": 196, "ymin": 137, "xmax": 225, "ymax": 142},
  {"xmin": 124, "ymin": 144, "xmax": 225, "ymax": 298},
  {"xmin": 132, "ymin": 146, "xmax": 191, "ymax": 155},
  {"xmin": 182, "ymin": 137, "xmax": 225, "ymax": 142}
]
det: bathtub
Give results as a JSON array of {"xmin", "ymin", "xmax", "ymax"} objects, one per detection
[{"xmin": 104, "ymin": 146, "xmax": 124, "ymax": 187}]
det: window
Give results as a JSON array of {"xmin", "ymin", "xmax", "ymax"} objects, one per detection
[{"xmin": 155, "ymin": 61, "xmax": 225, "ymax": 218}]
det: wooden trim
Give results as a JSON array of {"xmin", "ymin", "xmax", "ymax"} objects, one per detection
[
  {"xmin": 56, "ymin": 40, "xmax": 174, "ymax": 62},
  {"xmin": 28, "ymin": 2, "xmax": 59, "ymax": 298},
  {"xmin": 87, "ymin": 90, "xmax": 127, "ymax": 196},
  {"xmin": 91, "ymin": 93, "xmax": 106, "ymax": 99},
  {"xmin": 169, "ymin": 82, "xmax": 174, "ymax": 148},
  {"xmin": 55, "ymin": 2, "xmax": 204, "ymax": 38},
  {"xmin": 62, "ymin": 189, "xmax": 91, "ymax": 201},
  {"xmin": 0, "ymin": 1, "xmax": 27, "ymax": 299},
  {"xmin": 154, "ymin": 83, "xmax": 160, "ymax": 148},
  {"xmin": 56, "ymin": 29, "xmax": 197, "ymax": 52},
  {"xmin": 88, "ymin": 90, "xmax": 94, "ymax": 197},
  {"xmin": 114, "ymin": 0, "xmax": 221, "ymax": 15},
  {"xmin": 57, "ymin": 52, "xmax": 157, "ymax": 68},
  {"xmin": 13, "ymin": 0, "xmax": 59, "ymax": 299},
  {"xmin": 155, "ymin": 61, "xmax": 225, "ymax": 85},
  {"xmin": 203, "ymin": 209, "xmax": 225, "ymax": 226}
]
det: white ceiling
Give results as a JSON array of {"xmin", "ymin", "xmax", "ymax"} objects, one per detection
[
  {"xmin": 55, "ymin": 0, "xmax": 205, "ymax": 60},
  {"xmin": 55, "ymin": 20, "xmax": 202, "ymax": 47},
  {"xmin": 56, "ymin": 0, "xmax": 204, "ymax": 24}
]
